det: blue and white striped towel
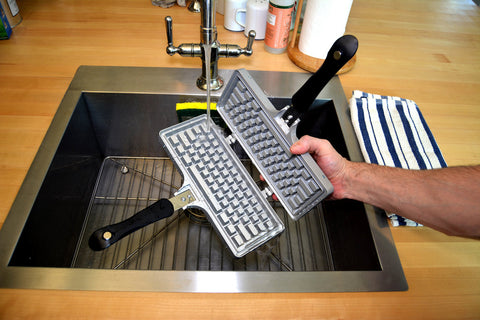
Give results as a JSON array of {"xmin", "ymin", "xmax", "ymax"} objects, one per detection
[{"xmin": 350, "ymin": 90, "xmax": 447, "ymax": 226}]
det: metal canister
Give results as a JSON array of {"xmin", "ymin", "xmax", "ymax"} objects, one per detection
[{"xmin": 263, "ymin": 0, "xmax": 294, "ymax": 54}]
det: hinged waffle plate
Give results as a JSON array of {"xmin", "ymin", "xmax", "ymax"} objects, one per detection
[
  {"xmin": 159, "ymin": 115, "xmax": 284, "ymax": 257},
  {"xmin": 216, "ymin": 69, "xmax": 334, "ymax": 221}
]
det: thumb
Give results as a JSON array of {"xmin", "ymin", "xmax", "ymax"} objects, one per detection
[{"xmin": 290, "ymin": 135, "xmax": 320, "ymax": 155}]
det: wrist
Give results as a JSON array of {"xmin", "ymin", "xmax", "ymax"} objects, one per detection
[{"xmin": 340, "ymin": 160, "xmax": 366, "ymax": 200}]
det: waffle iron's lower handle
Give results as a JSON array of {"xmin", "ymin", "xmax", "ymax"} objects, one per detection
[{"xmin": 88, "ymin": 199, "xmax": 175, "ymax": 251}]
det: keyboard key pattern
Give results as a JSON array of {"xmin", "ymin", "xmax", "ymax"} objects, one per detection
[
  {"xmin": 217, "ymin": 70, "xmax": 334, "ymax": 220},
  {"xmin": 160, "ymin": 115, "xmax": 284, "ymax": 258}
]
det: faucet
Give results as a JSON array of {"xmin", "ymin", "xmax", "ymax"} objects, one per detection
[{"xmin": 165, "ymin": 0, "xmax": 256, "ymax": 91}]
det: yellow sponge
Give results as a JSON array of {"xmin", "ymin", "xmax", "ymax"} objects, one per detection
[
  {"xmin": 176, "ymin": 102, "xmax": 217, "ymax": 111},
  {"xmin": 176, "ymin": 102, "xmax": 224, "ymax": 127}
]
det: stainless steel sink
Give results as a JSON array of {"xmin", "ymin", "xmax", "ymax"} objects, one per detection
[{"xmin": 0, "ymin": 67, "xmax": 407, "ymax": 292}]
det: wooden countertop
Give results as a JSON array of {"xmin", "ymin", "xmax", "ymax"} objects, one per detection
[{"xmin": 0, "ymin": 0, "xmax": 479, "ymax": 318}]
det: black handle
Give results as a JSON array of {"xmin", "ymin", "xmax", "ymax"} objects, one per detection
[
  {"xmin": 89, "ymin": 198, "xmax": 174, "ymax": 251},
  {"xmin": 284, "ymin": 35, "xmax": 358, "ymax": 125},
  {"xmin": 165, "ymin": 16, "xmax": 173, "ymax": 46}
]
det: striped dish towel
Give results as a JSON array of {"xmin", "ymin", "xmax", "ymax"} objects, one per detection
[{"xmin": 349, "ymin": 90, "xmax": 447, "ymax": 226}]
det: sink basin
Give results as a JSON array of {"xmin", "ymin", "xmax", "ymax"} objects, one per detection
[{"xmin": 0, "ymin": 67, "xmax": 407, "ymax": 292}]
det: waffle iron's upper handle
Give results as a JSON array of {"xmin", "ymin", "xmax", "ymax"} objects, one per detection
[
  {"xmin": 283, "ymin": 35, "xmax": 358, "ymax": 126},
  {"xmin": 88, "ymin": 199, "xmax": 174, "ymax": 251}
]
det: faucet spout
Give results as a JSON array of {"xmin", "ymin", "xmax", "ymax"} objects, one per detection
[
  {"xmin": 165, "ymin": 7, "xmax": 256, "ymax": 91},
  {"xmin": 197, "ymin": 0, "xmax": 222, "ymax": 90},
  {"xmin": 200, "ymin": 0, "xmax": 217, "ymax": 45}
]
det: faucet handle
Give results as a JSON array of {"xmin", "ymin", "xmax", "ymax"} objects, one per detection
[
  {"xmin": 164, "ymin": 16, "xmax": 201, "ymax": 57},
  {"xmin": 165, "ymin": 16, "xmax": 173, "ymax": 45},
  {"xmin": 218, "ymin": 30, "xmax": 256, "ymax": 58},
  {"xmin": 165, "ymin": 16, "xmax": 178, "ymax": 55},
  {"xmin": 243, "ymin": 30, "xmax": 256, "ymax": 56}
]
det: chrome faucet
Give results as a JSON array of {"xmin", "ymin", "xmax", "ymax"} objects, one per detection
[{"xmin": 165, "ymin": 0, "xmax": 256, "ymax": 91}]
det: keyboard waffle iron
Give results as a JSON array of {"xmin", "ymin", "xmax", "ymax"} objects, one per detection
[
  {"xmin": 89, "ymin": 35, "xmax": 358, "ymax": 257},
  {"xmin": 216, "ymin": 35, "xmax": 358, "ymax": 221},
  {"xmin": 90, "ymin": 115, "xmax": 285, "ymax": 258}
]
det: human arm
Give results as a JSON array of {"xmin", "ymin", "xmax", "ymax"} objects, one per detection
[{"xmin": 290, "ymin": 135, "xmax": 480, "ymax": 238}]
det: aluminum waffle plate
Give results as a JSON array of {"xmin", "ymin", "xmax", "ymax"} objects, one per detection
[
  {"xmin": 159, "ymin": 115, "xmax": 284, "ymax": 258},
  {"xmin": 217, "ymin": 69, "xmax": 334, "ymax": 221}
]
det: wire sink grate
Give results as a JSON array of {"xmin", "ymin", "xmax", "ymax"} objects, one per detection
[{"xmin": 73, "ymin": 157, "xmax": 333, "ymax": 271}]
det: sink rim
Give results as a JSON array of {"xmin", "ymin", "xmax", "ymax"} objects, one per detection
[{"xmin": 0, "ymin": 66, "xmax": 408, "ymax": 292}]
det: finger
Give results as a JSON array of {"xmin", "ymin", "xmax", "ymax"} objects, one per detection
[
  {"xmin": 291, "ymin": 136, "xmax": 333, "ymax": 157},
  {"xmin": 290, "ymin": 135, "xmax": 320, "ymax": 154}
]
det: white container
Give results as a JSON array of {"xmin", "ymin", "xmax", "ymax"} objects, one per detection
[
  {"xmin": 298, "ymin": 0, "xmax": 353, "ymax": 59},
  {"xmin": 224, "ymin": 0, "xmax": 247, "ymax": 31},
  {"xmin": 235, "ymin": 0, "xmax": 269, "ymax": 40}
]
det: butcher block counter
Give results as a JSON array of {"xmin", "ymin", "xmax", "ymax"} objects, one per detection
[{"xmin": 0, "ymin": 0, "xmax": 479, "ymax": 319}]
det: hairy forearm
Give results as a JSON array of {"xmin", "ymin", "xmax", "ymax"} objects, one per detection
[
  {"xmin": 289, "ymin": 135, "xmax": 480, "ymax": 238},
  {"xmin": 343, "ymin": 163, "xmax": 480, "ymax": 238}
]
